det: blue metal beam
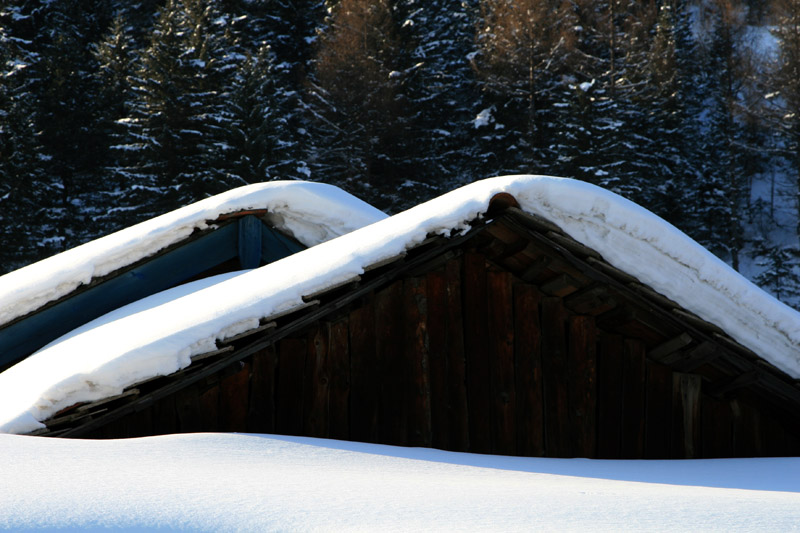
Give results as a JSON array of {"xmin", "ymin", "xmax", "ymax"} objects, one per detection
[
  {"xmin": 261, "ymin": 224, "xmax": 305, "ymax": 263},
  {"xmin": 238, "ymin": 216, "xmax": 263, "ymax": 269}
]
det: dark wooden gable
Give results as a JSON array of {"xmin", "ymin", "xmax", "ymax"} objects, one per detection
[
  {"xmin": 0, "ymin": 212, "xmax": 304, "ymax": 371},
  {"xmin": 32, "ymin": 201, "xmax": 800, "ymax": 458}
]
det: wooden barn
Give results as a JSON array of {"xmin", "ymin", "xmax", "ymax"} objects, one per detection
[{"xmin": 2, "ymin": 177, "xmax": 800, "ymax": 460}]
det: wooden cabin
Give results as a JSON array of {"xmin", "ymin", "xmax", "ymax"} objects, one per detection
[{"xmin": 30, "ymin": 193, "xmax": 800, "ymax": 459}]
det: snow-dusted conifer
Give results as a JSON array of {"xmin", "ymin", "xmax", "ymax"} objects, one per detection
[
  {"xmin": 686, "ymin": 0, "xmax": 754, "ymax": 270},
  {"xmin": 89, "ymin": 14, "xmax": 146, "ymax": 232},
  {"xmin": 770, "ymin": 0, "xmax": 800, "ymax": 239},
  {"xmin": 228, "ymin": 44, "xmax": 303, "ymax": 182},
  {"xmin": 129, "ymin": 0, "xmax": 241, "ymax": 214},
  {"xmin": 0, "ymin": 20, "xmax": 54, "ymax": 272},
  {"xmin": 16, "ymin": 0, "xmax": 113, "ymax": 253},
  {"xmin": 473, "ymin": 0, "xmax": 578, "ymax": 174},
  {"xmin": 309, "ymin": 0, "xmax": 410, "ymax": 210},
  {"xmin": 394, "ymin": 0, "xmax": 481, "ymax": 207}
]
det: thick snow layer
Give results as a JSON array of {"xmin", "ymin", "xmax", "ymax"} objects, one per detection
[
  {"xmin": 1, "ymin": 433, "xmax": 799, "ymax": 531},
  {"xmin": 36, "ymin": 271, "xmax": 250, "ymax": 353},
  {"xmin": 2, "ymin": 175, "xmax": 799, "ymax": 434},
  {"xmin": 0, "ymin": 181, "xmax": 387, "ymax": 327}
]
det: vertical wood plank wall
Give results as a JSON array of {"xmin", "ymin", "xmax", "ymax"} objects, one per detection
[{"xmin": 94, "ymin": 251, "xmax": 800, "ymax": 458}]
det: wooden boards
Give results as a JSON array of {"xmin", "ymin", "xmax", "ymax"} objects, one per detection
[{"xmin": 84, "ymin": 247, "xmax": 800, "ymax": 459}]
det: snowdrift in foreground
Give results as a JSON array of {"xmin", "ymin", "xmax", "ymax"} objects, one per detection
[
  {"xmin": 1, "ymin": 433, "xmax": 798, "ymax": 531},
  {"xmin": 0, "ymin": 181, "xmax": 387, "ymax": 327},
  {"xmin": 1, "ymin": 175, "xmax": 799, "ymax": 434}
]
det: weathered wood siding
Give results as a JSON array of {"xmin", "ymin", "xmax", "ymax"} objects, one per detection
[{"xmin": 90, "ymin": 250, "xmax": 800, "ymax": 458}]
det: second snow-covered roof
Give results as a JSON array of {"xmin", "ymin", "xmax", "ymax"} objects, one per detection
[{"xmin": 0, "ymin": 181, "xmax": 387, "ymax": 328}]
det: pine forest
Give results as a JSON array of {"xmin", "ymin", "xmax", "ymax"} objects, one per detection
[{"xmin": 3, "ymin": 0, "xmax": 800, "ymax": 308}]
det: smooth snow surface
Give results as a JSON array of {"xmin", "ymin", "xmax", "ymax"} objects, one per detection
[
  {"xmin": 0, "ymin": 181, "xmax": 387, "ymax": 327},
  {"xmin": 1, "ymin": 433, "xmax": 799, "ymax": 532},
  {"xmin": 39, "ymin": 271, "xmax": 251, "ymax": 352},
  {"xmin": 2, "ymin": 175, "xmax": 799, "ymax": 434}
]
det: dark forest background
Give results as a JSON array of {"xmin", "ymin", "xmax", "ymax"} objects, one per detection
[{"xmin": 3, "ymin": 0, "xmax": 800, "ymax": 307}]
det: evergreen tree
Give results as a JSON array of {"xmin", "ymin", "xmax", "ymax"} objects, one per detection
[
  {"xmin": 643, "ymin": 0, "xmax": 691, "ymax": 226},
  {"xmin": 110, "ymin": 0, "xmax": 162, "ymax": 41},
  {"xmin": 754, "ymin": 242, "xmax": 800, "ymax": 303},
  {"xmin": 308, "ymin": 0, "xmax": 412, "ymax": 209},
  {"xmin": 473, "ymin": 0, "xmax": 578, "ymax": 175},
  {"xmin": 89, "ymin": 13, "xmax": 143, "ymax": 232},
  {"xmin": 770, "ymin": 0, "xmax": 800, "ymax": 238},
  {"xmin": 550, "ymin": 1, "xmax": 666, "ymax": 199},
  {"xmin": 228, "ymin": 44, "xmax": 304, "ymax": 182},
  {"xmin": 216, "ymin": 0, "xmax": 324, "ymax": 183},
  {"xmin": 93, "ymin": 14, "xmax": 138, "ymax": 148},
  {"xmin": 28, "ymin": 0, "xmax": 115, "ymax": 249},
  {"xmin": 0, "ymin": 1, "xmax": 110, "ymax": 267},
  {"xmin": 221, "ymin": 0, "xmax": 323, "ymax": 68},
  {"xmin": 127, "ymin": 0, "xmax": 241, "ymax": 215},
  {"xmin": 0, "ymin": 18, "xmax": 54, "ymax": 272},
  {"xmin": 686, "ymin": 0, "xmax": 755, "ymax": 270},
  {"xmin": 394, "ymin": 0, "xmax": 481, "ymax": 204}
]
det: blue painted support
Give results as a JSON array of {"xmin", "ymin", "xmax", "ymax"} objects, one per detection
[
  {"xmin": 238, "ymin": 215, "xmax": 263, "ymax": 269},
  {"xmin": 260, "ymin": 225, "xmax": 305, "ymax": 264},
  {"xmin": 0, "ymin": 223, "xmax": 239, "ymax": 368}
]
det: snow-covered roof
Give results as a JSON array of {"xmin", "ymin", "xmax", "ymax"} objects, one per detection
[
  {"xmin": 0, "ymin": 181, "xmax": 387, "ymax": 329},
  {"xmin": 1, "ymin": 175, "xmax": 799, "ymax": 435}
]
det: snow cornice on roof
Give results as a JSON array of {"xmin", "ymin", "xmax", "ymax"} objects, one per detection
[{"xmin": 1, "ymin": 175, "xmax": 799, "ymax": 436}]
